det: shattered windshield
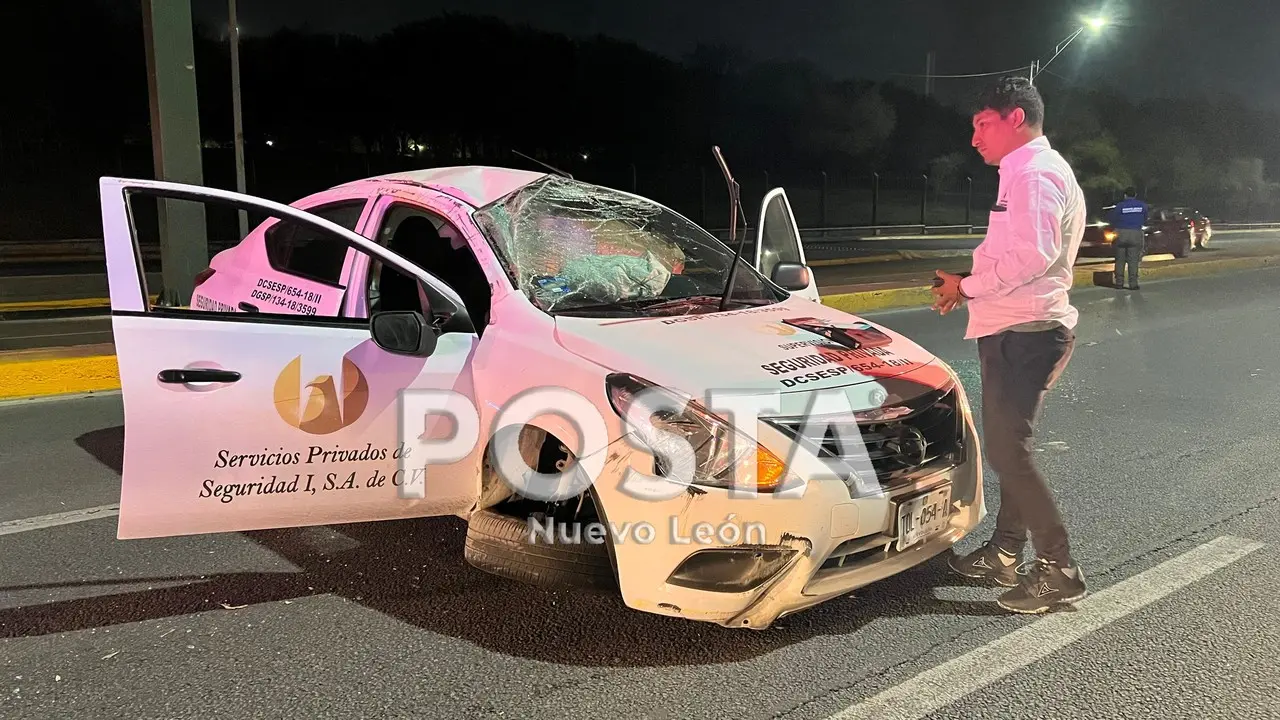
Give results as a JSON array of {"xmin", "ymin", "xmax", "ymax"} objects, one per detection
[{"xmin": 473, "ymin": 175, "xmax": 786, "ymax": 316}]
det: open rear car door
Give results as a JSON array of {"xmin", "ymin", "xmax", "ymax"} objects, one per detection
[
  {"xmin": 100, "ymin": 177, "xmax": 483, "ymax": 539},
  {"xmin": 754, "ymin": 188, "xmax": 820, "ymax": 302}
]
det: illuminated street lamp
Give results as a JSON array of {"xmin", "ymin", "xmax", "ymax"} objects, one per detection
[{"xmin": 1029, "ymin": 16, "xmax": 1110, "ymax": 83}]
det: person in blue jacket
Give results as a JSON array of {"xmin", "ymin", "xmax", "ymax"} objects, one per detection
[{"xmin": 1107, "ymin": 187, "xmax": 1149, "ymax": 289}]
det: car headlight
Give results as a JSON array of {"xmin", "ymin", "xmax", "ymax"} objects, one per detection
[{"xmin": 606, "ymin": 373, "xmax": 789, "ymax": 492}]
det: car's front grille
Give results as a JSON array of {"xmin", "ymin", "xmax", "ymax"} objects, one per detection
[{"xmin": 768, "ymin": 382, "xmax": 965, "ymax": 490}]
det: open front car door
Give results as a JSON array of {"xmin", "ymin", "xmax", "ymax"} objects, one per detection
[
  {"xmin": 754, "ymin": 187, "xmax": 820, "ymax": 302},
  {"xmin": 99, "ymin": 177, "xmax": 483, "ymax": 539}
]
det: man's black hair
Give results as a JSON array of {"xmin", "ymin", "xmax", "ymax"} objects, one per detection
[
  {"xmin": 1124, "ymin": 186, "xmax": 1137, "ymax": 197},
  {"xmin": 972, "ymin": 76, "xmax": 1045, "ymax": 127}
]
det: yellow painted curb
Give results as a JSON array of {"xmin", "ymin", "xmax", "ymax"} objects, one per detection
[
  {"xmin": 809, "ymin": 253, "xmax": 903, "ymax": 267},
  {"xmin": 809, "ymin": 249, "xmax": 977, "ymax": 267},
  {"xmin": 0, "ymin": 297, "xmax": 109, "ymax": 312},
  {"xmin": 0, "ymin": 255, "xmax": 107, "ymax": 264},
  {"xmin": 853, "ymin": 234, "xmax": 982, "ymax": 241},
  {"xmin": 0, "ymin": 296, "xmax": 156, "ymax": 313},
  {"xmin": 1114, "ymin": 253, "xmax": 1280, "ymax": 280},
  {"xmin": 1072, "ymin": 264, "xmax": 1100, "ymax": 286},
  {"xmin": 821, "ymin": 285, "xmax": 937, "ymax": 314},
  {"xmin": 0, "ymin": 354, "xmax": 121, "ymax": 400}
]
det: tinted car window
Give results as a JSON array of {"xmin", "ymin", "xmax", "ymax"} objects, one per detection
[{"xmin": 264, "ymin": 200, "xmax": 367, "ymax": 286}]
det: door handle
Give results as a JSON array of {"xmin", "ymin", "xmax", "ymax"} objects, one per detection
[
  {"xmin": 157, "ymin": 368, "xmax": 242, "ymax": 384},
  {"xmin": 238, "ymin": 302, "xmax": 259, "ymax": 312}
]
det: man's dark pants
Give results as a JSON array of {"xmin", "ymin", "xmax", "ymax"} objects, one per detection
[
  {"xmin": 1113, "ymin": 229, "xmax": 1144, "ymax": 287},
  {"xmin": 977, "ymin": 325, "xmax": 1075, "ymax": 564}
]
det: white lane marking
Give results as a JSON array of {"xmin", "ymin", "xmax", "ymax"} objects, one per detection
[
  {"xmin": 825, "ymin": 535, "xmax": 1265, "ymax": 720},
  {"xmin": 0, "ymin": 504, "xmax": 120, "ymax": 536}
]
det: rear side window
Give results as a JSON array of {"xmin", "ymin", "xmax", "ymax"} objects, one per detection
[{"xmin": 264, "ymin": 200, "xmax": 366, "ymax": 286}]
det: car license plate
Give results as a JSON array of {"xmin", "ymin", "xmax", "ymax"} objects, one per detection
[{"xmin": 895, "ymin": 484, "xmax": 952, "ymax": 552}]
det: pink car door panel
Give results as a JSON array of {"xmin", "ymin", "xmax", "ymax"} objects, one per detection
[{"xmin": 100, "ymin": 177, "xmax": 481, "ymax": 539}]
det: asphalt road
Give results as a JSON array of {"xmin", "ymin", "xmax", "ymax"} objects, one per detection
[{"xmin": 4, "ymin": 264, "xmax": 1280, "ymax": 718}]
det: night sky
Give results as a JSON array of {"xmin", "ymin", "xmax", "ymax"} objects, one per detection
[{"xmin": 192, "ymin": 0, "xmax": 1280, "ymax": 110}]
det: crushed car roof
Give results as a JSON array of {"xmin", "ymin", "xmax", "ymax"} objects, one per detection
[{"xmin": 347, "ymin": 166, "xmax": 549, "ymax": 208}]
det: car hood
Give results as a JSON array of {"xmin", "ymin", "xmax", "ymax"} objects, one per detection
[{"xmin": 551, "ymin": 295, "xmax": 943, "ymax": 408}]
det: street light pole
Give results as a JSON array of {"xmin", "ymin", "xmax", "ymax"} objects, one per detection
[
  {"xmin": 1029, "ymin": 17, "xmax": 1107, "ymax": 85},
  {"xmin": 141, "ymin": 0, "xmax": 208, "ymax": 307},
  {"xmin": 229, "ymin": 0, "xmax": 247, "ymax": 238},
  {"xmin": 1030, "ymin": 27, "xmax": 1084, "ymax": 84}
]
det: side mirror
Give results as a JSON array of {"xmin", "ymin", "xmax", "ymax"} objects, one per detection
[
  {"xmin": 771, "ymin": 262, "xmax": 812, "ymax": 292},
  {"xmin": 371, "ymin": 310, "xmax": 438, "ymax": 357}
]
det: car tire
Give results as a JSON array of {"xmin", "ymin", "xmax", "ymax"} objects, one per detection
[
  {"xmin": 463, "ymin": 507, "xmax": 618, "ymax": 592},
  {"xmin": 1174, "ymin": 234, "xmax": 1191, "ymax": 258}
]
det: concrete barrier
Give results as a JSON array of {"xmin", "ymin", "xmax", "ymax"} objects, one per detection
[{"xmin": 2, "ymin": 253, "xmax": 1279, "ymax": 402}]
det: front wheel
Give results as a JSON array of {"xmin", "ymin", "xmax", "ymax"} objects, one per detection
[{"xmin": 463, "ymin": 507, "xmax": 618, "ymax": 592}]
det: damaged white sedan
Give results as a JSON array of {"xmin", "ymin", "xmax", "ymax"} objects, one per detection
[{"xmin": 97, "ymin": 157, "xmax": 984, "ymax": 630}]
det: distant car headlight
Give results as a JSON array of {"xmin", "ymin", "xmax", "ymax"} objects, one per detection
[{"xmin": 606, "ymin": 373, "xmax": 789, "ymax": 492}]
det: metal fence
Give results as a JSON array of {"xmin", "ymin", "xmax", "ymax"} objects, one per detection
[
  {"xmin": 0, "ymin": 143, "xmax": 998, "ymax": 242},
  {"xmin": 2, "ymin": 142, "xmax": 1279, "ymax": 243}
]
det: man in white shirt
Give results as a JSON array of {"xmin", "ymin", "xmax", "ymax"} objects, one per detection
[{"xmin": 931, "ymin": 76, "xmax": 1087, "ymax": 614}]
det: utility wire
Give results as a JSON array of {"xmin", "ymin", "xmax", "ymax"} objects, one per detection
[
  {"xmin": 891, "ymin": 64, "xmax": 1033, "ymax": 79},
  {"xmin": 1038, "ymin": 67, "xmax": 1074, "ymax": 83}
]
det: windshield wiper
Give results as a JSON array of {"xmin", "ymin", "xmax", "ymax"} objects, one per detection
[
  {"xmin": 712, "ymin": 146, "xmax": 751, "ymax": 312},
  {"xmin": 641, "ymin": 294, "xmax": 769, "ymax": 310},
  {"xmin": 553, "ymin": 294, "xmax": 768, "ymax": 317},
  {"xmin": 548, "ymin": 298, "xmax": 661, "ymax": 316},
  {"xmin": 558, "ymin": 296, "xmax": 699, "ymax": 313}
]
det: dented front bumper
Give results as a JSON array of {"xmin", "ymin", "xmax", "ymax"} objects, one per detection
[{"xmin": 593, "ymin": 407, "xmax": 985, "ymax": 630}]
